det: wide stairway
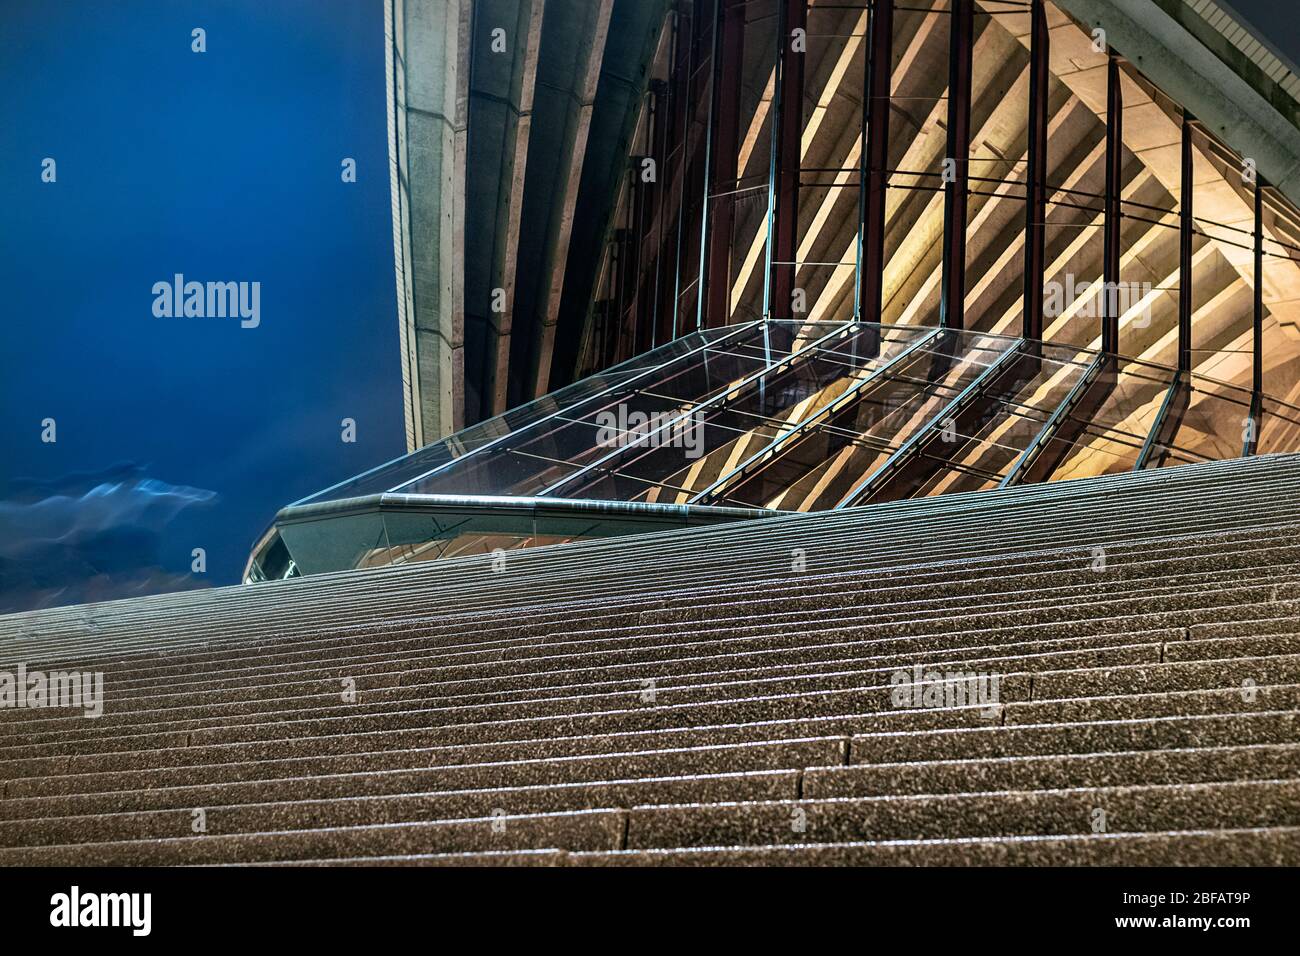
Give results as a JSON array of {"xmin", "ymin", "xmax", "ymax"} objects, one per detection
[{"xmin": 1, "ymin": 455, "xmax": 1299, "ymax": 865}]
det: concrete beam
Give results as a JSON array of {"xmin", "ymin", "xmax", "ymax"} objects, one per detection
[
  {"xmin": 486, "ymin": 0, "xmax": 547, "ymax": 418},
  {"xmin": 532, "ymin": 0, "xmax": 615, "ymax": 398},
  {"xmin": 387, "ymin": 0, "xmax": 470, "ymax": 447},
  {"xmin": 1057, "ymin": 0, "xmax": 1300, "ymax": 205}
]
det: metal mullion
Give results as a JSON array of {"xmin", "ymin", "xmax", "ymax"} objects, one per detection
[
  {"xmin": 768, "ymin": 0, "xmax": 807, "ymax": 320},
  {"xmin": 698, "ymin": 0, "xmax": 747, "ymax": 330},
  {"xmin": 939, "ymin": 0, "xmax": 973, "ymax": 330},
  {"xmin": 857, "ymin": 0, "xmax": 892, "ymax": 351},
  {"xmin": 1102, "ymin": 51, "xmax": 1122, "ymax": 354},
  {"xmin": 1247, "ymin": 176, "xmax": 1264, "ymax": 455},
  {"xmin": 1178, "ymin": 112, "xmax": 1194, "ymax": 371},
  {"xmin": 669, "ymin": 3, "xmax": 700, "ymax": 341},
  {"xmin": 1134, "ymin": 370, "xmax": 1183, "ymax": 471},
  {"xmin": 1022, "ymin": 0, "xmax": 1048, "ymax": 340}
]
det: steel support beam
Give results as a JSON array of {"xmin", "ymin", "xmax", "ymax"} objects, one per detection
[
  {"xmin": 1022, "ymin": 0, "xmax": 1049, "ymax": 341},
  {"xmin": 675, "ymin": 3, "xmax": 712, "ymax": 336},
  {"xmin": 1134, "ymin": 370, "xmax": 1188, "ymax": 470},
  {"xmin": 857, "ymin": 0, "xmax": 893, "ymax": 355},
  {"xmin": 1254, "ymin": 182, "xmax": 1265, "ymax": 398},
  {"xmin": 1178, "ymin": 112, "xmax": 1194, "ymax": 372},
  {"xmin": 648, "ymin": 79, "xmax": 670, "ymax": 349},
  {"xmin": 940, "ymin": 0, "xmax": 974, "ymax": 330},
  {"xmin": 699, "ymin": 0, "xmax": 748, "ymax": 330},
  {"xmin": 621, "ymin": 225, "xmax": 639, "ymax": 362},
  {"xmin": 663, "ymin": 5, "xmax": 695, "ymax": 344},
  {"xmin": 837, "ymin": 337, "xmax": 1028, "ymax": 507},
  {"xmin": 1246, "ymin": 178, "xmax": 1264, "ymax": 455},
  {"xmin": 768, "ymin": 0, "xmax": 806, "ymax": 321},
  {"xmin": 628, "ymin": 161, "xmax": 650, "ymax": 355},
  {"xmin": 1102, "ymin": 52, "xmax": 1122, "ymax": 354}
]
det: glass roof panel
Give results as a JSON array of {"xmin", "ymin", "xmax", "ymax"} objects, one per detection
[
  {"xmin": 707, "ymin": 328, "xmax": 1016, "ymax": 509},
  {"xmin": 296, "ymin": 324, "xmax": 747, "ymax": 505},
  {"xmin": 397, "ymin": 321, "xmax": 790, "ymax": 497},
  {"xmin": 544, "ymin": 323, "xmax": 930, "ymax": 503},
  {"xmin": 1151, "ymin": 374, "xmax": 1254, "ymax": 468},
  {"xmin": 1032, "ymin": 357, "xmax": 1176, "ymax": 480},
  {"xmin": 907, "ymin": 342, "xmax": 1096, "ymax": 496},
  {"xmin": 1258, "ymin": 397, "xmax": 1300, "ymax": 455}
]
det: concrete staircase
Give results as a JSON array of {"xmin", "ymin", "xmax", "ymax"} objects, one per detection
[{"xmin": 2, "ymin": 455, "xmax": 1300, "ymax": 865}]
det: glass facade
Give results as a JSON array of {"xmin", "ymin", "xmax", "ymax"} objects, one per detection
[
  {"xmin": 249, "ymin": 0, "xmax": 1300, "ymax": 581},
  {"xmin": 250, "ymin": 317, "xmax": 1300, "ymax": 581}
]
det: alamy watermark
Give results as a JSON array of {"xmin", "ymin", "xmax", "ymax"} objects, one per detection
[
  {"xmin": 152, "ymin": 273, "xmax": 260, "ymax": 328},
  {"xmin": 0, "ymin": 664, "xmax": 104, "ymax": 718},
  {"xmin": 890, "ymin": 665, "xmax": 1001, "ymax": 717},
  {"xmin": 595, "ymin": 405, "xmax": 704, "ymax": 458},
  {"xmin": 1044, "ymin": 275, "xmax": 1153, "ymax": 328},
  {"xmin": 50, "ymin": 886, "xmax": 150, "ymax": 936}
]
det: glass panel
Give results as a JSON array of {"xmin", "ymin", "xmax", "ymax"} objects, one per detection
[
  {"xmin": 882, "ymin": 0, "xmax": 950, "ymax": 328},
  {"xmin": 912, "ymin": 341, "xmax": 1093, "ymax": 494},
  {"xmin": 377, "ymin": 506, "xmax": 726, "ymax": 566},
  {"xmin": 245, "ymin": 531, "xmax": 297, "ymax": 583},
  {"xmin": 297, "ymin": 326, "xmax": 741, "ymax": 505},
  {"xmin": 964, "ymin": 2, "xmax": 1030, "ymax": 337},
  {"xmin": 548, "ymin": 322, "xmax": 900, "ymax": 502},
  {"xmin": 702, "ymin": 0, "xmax": 780, "ymax": 325},
  {"xmin": 644, "ymin": 342, "xmax": 774, "ymax": 400},
  {"xmin": 1154, "ymin": 375, "xmax": 1253, "ymax": 466},
  {"xmin": 1041, "ymin": 1, "xmax": 1107, "ymax": 350},
  {"xmin": 1188, "ymin": 125, "xmax": 1256, "ymax": 389},
  {"xmin": 381, "ymin": 508, "xmax": 534, "ymax": 564},
  {"xmin": 669, "ymin": 3, "xmax": 717, "ymax": 331},
  {"xmin": 1035, "ymin": 356, "xmax": 1174, "ymax": 479},
  {"xmin": 1114, "ymin": 62, "xmax": 1181, "ymax": 365},
  {"xmin": 397, "ymin": 322, "xmax": 777, "ymax": 497},
  {"xmin": 1258, "ymin": 396, "xmax": 1300, "ymax": 455},
  {"xmin": 793, "ymin": 2, "xmax": 868, "ymax": 327},
  {"xmin": 1261, "ymin": 191, "xmax": 1300, "ymax": 404},
  {"xmin": 279, "ymin": 513, "xmax": 389, "ymax": 576},
  {"xmin": 712, "ymin": 328, "xmax": 1013, "ymax": 509}
]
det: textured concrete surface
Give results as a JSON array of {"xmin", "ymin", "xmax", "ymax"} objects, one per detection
[{"xmin": 2, "ymin": 456, "xmax": 1300, "ymax": 864}]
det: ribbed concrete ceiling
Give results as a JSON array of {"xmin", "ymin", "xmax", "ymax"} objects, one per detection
[{"xmin": 386, "ymin": 0, "xmax": 668, "ymax": 447}]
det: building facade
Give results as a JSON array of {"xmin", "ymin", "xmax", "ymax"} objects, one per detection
[{"xmin": 248, "ymin": 0, "xmax": 1300, "ymax": 579}]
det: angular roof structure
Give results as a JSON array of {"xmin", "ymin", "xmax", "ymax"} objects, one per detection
[
  {"xmin": 250, "ymin": 316, "xmax": 1300, "ymax": 579},
  {"xmin": 328, "ymin": 0, "xmax": 1300, "ymax": 584}
]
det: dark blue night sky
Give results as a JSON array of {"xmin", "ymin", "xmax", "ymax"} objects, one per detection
[{"xmin": 0, "ymin": 0, "xmax": 405, "ymax": 612}]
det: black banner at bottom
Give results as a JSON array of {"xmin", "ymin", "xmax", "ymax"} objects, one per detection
[{"xmin": 0, "ymin": 865, "xmax": 1289, "ymax": 943}]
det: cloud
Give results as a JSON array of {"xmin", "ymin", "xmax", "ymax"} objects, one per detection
[{"xmin": 0, "ymin": 463, "xmax": 218, "ymax": 614}]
